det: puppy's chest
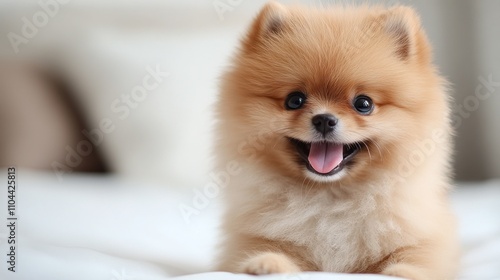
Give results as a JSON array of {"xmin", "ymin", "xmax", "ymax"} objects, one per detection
[{"xmin": 252, "ymin": 191, "xmax": 403, "ymax": 271}]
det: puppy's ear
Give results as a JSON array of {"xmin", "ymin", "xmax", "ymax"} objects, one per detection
[
  {"xmin": 242, "ymin": 1, "xmax": 289, "ymax": 52},
  {"xmin": 381, "ymin": 6, "xmax": 430, "ymax": 63}
]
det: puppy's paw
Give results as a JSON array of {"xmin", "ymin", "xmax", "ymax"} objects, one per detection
[
  {"xmin": 382, "ymin": 263, "xmax": 427, "ymax": 280},
  {"xmin": 241, "ymin": 252, "xmax": 300, "ymax": 275}
]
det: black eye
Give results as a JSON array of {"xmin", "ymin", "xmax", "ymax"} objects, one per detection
[
  {"xmin": 285, "ymin": 92, "xmax": 306, "ymax": 110},
  {"xmin": 353, "ymin": 95, "xmax": 374, "ymax": 115}
]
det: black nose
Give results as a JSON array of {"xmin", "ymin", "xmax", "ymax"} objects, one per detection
[{"xmin": 312, "ymin": 114, "xmax": 338, "ymax": 135}]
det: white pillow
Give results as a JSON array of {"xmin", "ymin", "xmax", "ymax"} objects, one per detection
[{"xmin": 57, "ymin": 27, "xmax": 242, "ymax": 187}]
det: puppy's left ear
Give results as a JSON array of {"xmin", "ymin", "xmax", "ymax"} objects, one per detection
[
  {"xmin": 241, "ymin": 1, "xmax": 289, "ymax": 52},
  {"xmin": 382, "ymin": 6, "xmax": 431, "ymax": 63}
]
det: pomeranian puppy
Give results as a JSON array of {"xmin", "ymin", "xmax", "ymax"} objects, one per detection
[{"xmin": 215, "ymin": 2, "xmax": 458, "ymax": 280}]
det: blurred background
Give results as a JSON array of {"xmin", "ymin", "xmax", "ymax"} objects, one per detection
[{"xmin": 0, "ymin": 0, "xmax": 499, "ymax": 187}]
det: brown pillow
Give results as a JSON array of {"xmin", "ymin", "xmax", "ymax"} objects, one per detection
[{"xmin": 0, "ymin": 62, "xmax": 107, "ymax": 175}]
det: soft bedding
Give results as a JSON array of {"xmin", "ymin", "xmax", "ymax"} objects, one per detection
[{"xmin": 0, "ymin": 170, "xmax": 498, "ymax": 280}]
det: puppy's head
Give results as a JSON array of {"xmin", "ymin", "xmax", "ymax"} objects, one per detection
[{"xmin": 218, "ymin": 2, "xmax": 449, "ymax": 184}]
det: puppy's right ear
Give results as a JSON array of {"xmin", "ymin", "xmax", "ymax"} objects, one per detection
[{"xmin": 242, "ymin": 1, "xmax": 289, "ymax": 52}]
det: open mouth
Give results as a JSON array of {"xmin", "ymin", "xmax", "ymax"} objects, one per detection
[{"xmin": 288, "ymin": 138, "xmax": 362, "ymax": 176}]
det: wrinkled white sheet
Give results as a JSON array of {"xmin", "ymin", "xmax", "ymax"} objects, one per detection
[{"xmin": 0, "ymin": 170, "xmax": 498, "ymax": 280}]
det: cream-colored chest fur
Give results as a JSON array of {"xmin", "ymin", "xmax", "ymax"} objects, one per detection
[{"xmin": 231, "ymin": 177, "xmax": 415, "ymax": 272}]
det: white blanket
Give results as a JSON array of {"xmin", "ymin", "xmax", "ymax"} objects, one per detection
[{"xmin": 0, "ymin": 170, "xmax": 499, "ymax": 280}]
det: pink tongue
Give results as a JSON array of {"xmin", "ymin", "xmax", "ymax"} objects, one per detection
[{"xmin": 308, "ymin": 142, "xmax": 343, "ymax": 174}]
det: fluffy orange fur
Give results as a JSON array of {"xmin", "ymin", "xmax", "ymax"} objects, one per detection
[{"xmin": 215, "ymin": 2, "xmax": 458, "ymax": 280}]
